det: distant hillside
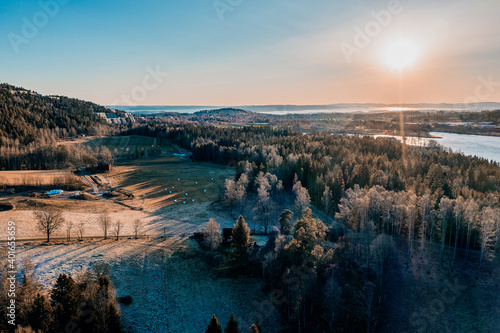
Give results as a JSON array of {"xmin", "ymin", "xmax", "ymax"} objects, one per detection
[
  {"xmin": 0, "ymin": 83, "xmax": 112, "ymax": 145},
  {"xmin": 193, "ymin": 108, "xmax": 252, "ymax": 117}
]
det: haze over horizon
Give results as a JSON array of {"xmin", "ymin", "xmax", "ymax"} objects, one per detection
[{"xmin": 1, "ymin": 0, "xmax": 500, "ymax": 106}]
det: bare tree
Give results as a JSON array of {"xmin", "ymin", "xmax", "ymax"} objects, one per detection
[
  {"xmin": 224, "ymin": 179, "xmax": 246, "ymax": 217},
  {"xmin": 66, "ymin": 220, "xmax": 74, "ymax": 242},
  {"xmin": 479, "ymin": 207, "xmax": 497, "ymax": 268},
  {"xmin": 406, "ymin": 191, "xmax": 418, "ymax": 259},
  {"xmin": 99, "ymin": 213, "xmax": 111, "ymax": 240},
  {"xmin": 452, "ymin": 197, "xmax": 465, "ymax": 268},
  {"xmin": 76, "ymin": 222, "xmax": 85, "ymax": 240},
  {"xmin": 202, "ymin": 218, "xmax": 222, "ymax": 251},
  {"xmin": 254, "ymin": 181, "xmax": 275, "ymax": 234},
  {"xmin": 322, "ymin": 186, "xmax": 332, "ymax": 215},
  {"xmin": 132, "ymin": 219, "xmax": 144, "ymax": 239},
  {"xmin": 113, "ymin": 220, "xmax": 122, "ymax": 241},
  {"xmin": 438, "ymin": 197, "xmax": 453, "ymax": 261},
  {"xmin": 293, "ymin": 178, "xmax": 311, "ymax": 212},
  {"xmin": 464, "ymin": 198, "xmax": 478, "ymax": 259},
  {"xmin": 35, "ymin": 208, "xmax": 64, "ymax": 242}
]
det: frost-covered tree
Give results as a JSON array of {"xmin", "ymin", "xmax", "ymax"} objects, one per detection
[
  {"xmin": 479, "ymin": 207, "xmax": 497, "ymax": 268},
  {"xmin": 406, "ymin": 191, "xmax": 418, "ymax": 256},
  {"xmin": 464, "ymin": 198, "xmax": 479, "ymax": 258},
  {"xmin": 293, "ymin": 178, "xmax": 311, "ymax": 212},
  {"xmin": 438, "ymin": 196, "xmax": 453, "ymax": 260},
  {"xmin": 225, "ymin": 179, "xmax": 246, "ymax": 216},
  {"xmin": 322, "ymin": 186, "xmax": 332, "ymax": 215},
  {"xmin": 203, "ymin": 218, "xmax": 222, "ymax": 251},
  {"xmin": 452, "ymin": 196, "xmax": 465, "ymax": 267},
  {"xmin": 254, "ymin": 181, "xmax": 275, "ymax": 234}
]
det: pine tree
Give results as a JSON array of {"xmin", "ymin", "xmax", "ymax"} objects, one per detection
[
  {"xmin": 224, "ymin": 313, "xmax": 241, "ymax": 333},
  {"xmin": 206, "ymin": 314, "xmax": 223, "ymax": 333},
  {"xmin": 51, "ymin": 274, "xmax": 81, "ymax": 329},
  {"xmin": 278, "ymin": 209, "xmax": 293, "ymax": 235},
  {"xmin": 28, "ymin": 293, "xmax": 54, "ymax": 333},
  {"xmin": 106, "ymin": 303, "xmax": 122, "ymax": 333},
  {"xmin": 231, "ymin": 216, "xmax": 251, "ymax": 263}
]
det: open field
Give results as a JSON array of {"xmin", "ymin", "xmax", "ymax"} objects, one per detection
[
  {"xmin": 5, "ymin": 199, "xmax": 279, "ymax": 332},
  {"xmin": 107, "ymin": 159, "xmax": 234, "ymax": 207},
  {"xmin": 0, "ymin": 158, "xmax": 235, "ymax": 239},
  {"xmin": 0, "ymin": 170, "xmax": 76, "ymax": 187},
  {"xmin": 82, "ymin": 135, "xmax": 180, "ymax": 157}
]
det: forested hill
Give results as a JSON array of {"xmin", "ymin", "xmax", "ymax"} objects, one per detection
[{"xmin": 0, "ymin": 83, "xmax": 112, "ymax": 145}]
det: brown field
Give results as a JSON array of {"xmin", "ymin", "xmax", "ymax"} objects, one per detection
[{"xmin": 0, "ymin": 170, "xmax": 76, "ymax": 187}]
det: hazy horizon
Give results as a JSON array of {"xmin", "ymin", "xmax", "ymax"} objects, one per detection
[{"xmin": 1, "ymin": 0, "xmax": 500, "ymax": 105}]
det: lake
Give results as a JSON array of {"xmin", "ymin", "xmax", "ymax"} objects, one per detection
[
  {"xmin": 373, "ymin": 132, "xmax": 500, "ymax": 163},
  {"xmin": 428, "ymin": 132, "xmax": 500, "ymax": 163}
]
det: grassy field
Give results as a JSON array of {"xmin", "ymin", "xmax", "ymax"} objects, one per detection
[
  {"xmin": 82, "ymin": 135, "xmax": 179, "ymax": 158},
  {"xmin": 107, "ymin": 159, "xmax": 234, "ymax": 207},
  {"xmin": 0, "ymin": 170, "xmax": 77, "ymax": 186}
]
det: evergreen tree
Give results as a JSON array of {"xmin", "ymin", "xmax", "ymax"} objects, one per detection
[
  {"xmin": 206, "ymin": 314, "xmax": 223, "ymax": 333},
  {"xmin": 278, "ymin": 209, "xmax": 293, "ymax": 235},
  {"xmin": 106, "ymin": 303, "xmax": 122, "ymax": 333},
  {"xmin": 224, "ymin": 313, "xmax": 241, "ymax": 333},
  {"xmin": 231, "ymin": 216, "xmax": 251, "ymax": 263},
  {"xmin": 28, "ymin": 293, "xmax": 54, "ymax": 333},
  {"xmin": 51, "ymin": 274, "xmax": 81, "ymax": 329}
]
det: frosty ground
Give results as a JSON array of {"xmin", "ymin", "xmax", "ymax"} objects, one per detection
[{"xmin": 13, "ymin": 201, "xmax": 280, "ymax": 332}]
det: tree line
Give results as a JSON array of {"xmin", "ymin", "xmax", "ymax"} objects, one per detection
[
  {"xmin": 125, "ymin": 123, "xmax": 500, "ymax": 253},
  {"xmin": 199, "ymin": 209, "xmax": 398, "ymax": 332},
  {"xmin": 0, "ymin": 84, "xmax": 113, "ymax": 146},
  {"xmin": 0, "ymin": 258, "xmax": 122, "ymax": 333}
]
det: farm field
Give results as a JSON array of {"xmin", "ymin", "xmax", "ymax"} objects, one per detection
[
  {"xmin": 0, "ymin": 170, "xmax": 75, "ymax": 187},
  {"xmin": 82, "ymin": 135, "xmax": 180, "ymax": 157},
  {"xmin": 107, "ymin": 159, "xmax": 235, "ymax": 207}
]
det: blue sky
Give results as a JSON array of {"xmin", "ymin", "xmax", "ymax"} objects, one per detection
[{"xmin": 1, "ymin": 0, "xmax": 499, "ymax": 105}]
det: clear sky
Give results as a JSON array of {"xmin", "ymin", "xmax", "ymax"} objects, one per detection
[{"xmin": 1, "ymin": 0, "xmax": 499, "ymax": 106}]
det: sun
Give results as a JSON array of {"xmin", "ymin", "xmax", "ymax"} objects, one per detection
[{"xmin": 383, "ymin": 39, "xmax": 420, "ymax": 70}]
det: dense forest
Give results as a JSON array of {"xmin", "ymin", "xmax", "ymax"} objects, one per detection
[
  {"xmin": 0, "ymin": 84, "xmax": 114, "ymax": 145},
  {"xmin": 125, "ymin": 123, "xmax": 499, "ymax": 331},
  {"xmin": 131, "ymin": 124, "xmax": 500, "ymax": 332},
  {"xmin": 0, "ymin": 258, "xmax": 122, "ymax": 333},
  {"xmin": 0, "ymin": 84, "xmax": 122, "ymax": 170}
]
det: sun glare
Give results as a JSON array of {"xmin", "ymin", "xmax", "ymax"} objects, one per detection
[{"xmin": 384, "ymin": 39, "xmax": 420, "ymax": 70}]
